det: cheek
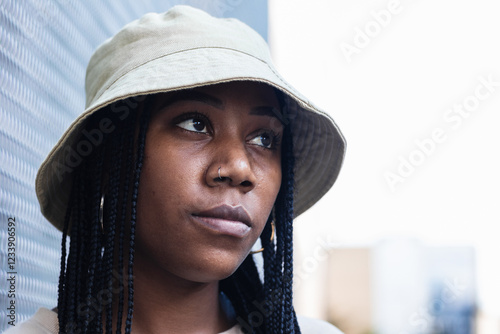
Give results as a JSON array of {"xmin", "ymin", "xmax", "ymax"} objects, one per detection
[
  {"xmin": 138, "ymin": 147, "xmax": 202, "ymax": 218},
  {"xmin": 254, "ymin": 163, "xmax": 282, "ymax": 222},
  {"xmin": 265, "ymin": 171, "xmax": 282, "ymax": 204},
  {"xmin": 139, "ymin": 154, "xmax": 179, "ymax": 209},
  {"xmin": 135, "ymin": 143, "xmax": 203, "ymax": 266},
  {"xmin": 267, "ymin": 157, "xmax": 283, "ymax": 196}
]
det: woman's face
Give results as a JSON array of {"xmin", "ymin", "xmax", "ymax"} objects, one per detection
[{"xmin": 136, "ymin": 81, "xmax": 283, "ymax": 283}]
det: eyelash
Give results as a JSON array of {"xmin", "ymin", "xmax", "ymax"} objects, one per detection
[
  {"xmin": 174, "ymin": 111, "xmax": 211, "ymax": 134},
  {"xmin": 174, "ymin": 111, "xmax": 281, "ymax": 150},
  {"xmin": 251, "ymin": 131, "xmax": 281, "ymax": 150}
]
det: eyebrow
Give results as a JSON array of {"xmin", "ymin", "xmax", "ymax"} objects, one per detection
[
  {"xmin": 157, "ymin": 90, "xmax": 283, "ymax": 123},
  {"xmin": 158, "ymin": 90, "xmax": 224, "ymax": 110},
  {"xmin": 250, "ymin": 107, "xmax": 284, "ymax": 124}
]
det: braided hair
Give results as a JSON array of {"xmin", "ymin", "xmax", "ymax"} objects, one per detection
[{"xmin": 56, "ymin": 93, "xmax": 300, "ymax": 334}]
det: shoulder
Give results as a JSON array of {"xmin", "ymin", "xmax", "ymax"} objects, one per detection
[
  {"xmin": 297, "ymin": 315, "xmax": 344, "ymax": 334},
  {"xmin": 3, "ymin": 308, "xmax": 58, "ymax": 334},
  {"xmin": 228, "ymin": 316, "xmax": 343, "ymax": 334}
]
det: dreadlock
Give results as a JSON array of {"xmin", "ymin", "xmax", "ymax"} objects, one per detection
[
  {"xmin": 57, "ymin": 92, "xmax": 301, "ymax": 334},
  {"xmin": 57, "ymin": 96, "xmax": 150, "ymax": 333}
]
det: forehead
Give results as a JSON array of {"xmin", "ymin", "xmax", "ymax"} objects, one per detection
[
  {"xmin": 192, "ymin": 81, "xmax": 280, "ymax": 104},
  {"xmin": 153, "ymin": 81, "xmax": 282, "ymax": 112}
]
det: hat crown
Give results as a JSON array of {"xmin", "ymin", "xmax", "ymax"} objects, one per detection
[
  {"xmin": 85, "ymin": 6, "xmax": 271, "ymax": 107},
  {"xmin": 85, "ymin": 5, "xmax": 271, "ymax": 108}
]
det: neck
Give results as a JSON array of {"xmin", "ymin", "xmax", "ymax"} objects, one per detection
[{"xmin": 111, "ymin": 256, "xmax": 234, "ymax": 334}]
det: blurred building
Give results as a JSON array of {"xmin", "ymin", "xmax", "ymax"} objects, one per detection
[
  {"xmin": 299, "ymin": 238, "xmax": 477, "ymax": 334},
  {"xmin": 326, "ymin": 248, "xmax": 372, "ymax": 334}
]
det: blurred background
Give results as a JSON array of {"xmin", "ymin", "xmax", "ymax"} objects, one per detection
[
  {"xmin": 1, "ymin": 0, "xmax": 499, "ymax": 333},
  {"xmin": 271, "ymin": 1, "xmax": 500, "ymax": 333}
]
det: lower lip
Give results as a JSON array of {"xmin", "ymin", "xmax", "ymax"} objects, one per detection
[{"xmin": 192, "ymin": 215, "xmax": 251, "ymax": 238}]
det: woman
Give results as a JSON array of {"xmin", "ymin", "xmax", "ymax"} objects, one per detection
[{"xmin": 8, "ymin": 5, "xmax": 345, "ymax": 334}]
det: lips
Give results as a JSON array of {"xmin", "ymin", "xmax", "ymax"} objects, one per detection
[{"xmin": 192, "ymin": 204, "xmax": 252, "ymax": 237}]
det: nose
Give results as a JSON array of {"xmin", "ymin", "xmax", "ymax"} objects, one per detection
[{"xmin": 206, "ymin": 141, "xmax": 256, "ymax": 192}]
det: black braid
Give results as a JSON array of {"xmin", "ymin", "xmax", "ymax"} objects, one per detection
[
  {"xmin": 116, "ymin": 111, "xmax": 136, "ymax": 334},
  {"xmin": 74, "ymin": 165, "xmax": 86, "ymax": 324},
  {"xmin": 57, "ymin": 184, "xmax": 74, "ymax": 333},
  {"xmin": 281, "ymin": 124, "xmax": 296, "ymax": 333},
  {"xmin": 125, "ymin": 100, "xmax": 151, "ymax": 334},
  {"xmin": 102, "ymin": 126, "xmax": 124, "ymax": 333},
  {"xmin": 83, "ymin": 144, "xmax": 104, "ymax": 333},
  {"xmin": 57, "ymin": 97, "xmax": 148, "ymax": 333},
  {"xmin": 59, "ymin": 154, "xmax": 86, "ymax": 332},
  {"xmin": 262, "ymin": 217, "xmax": 278, "ymax": 334},
  {"xmin": 69, "ymin": 163, "xmax": 86, "ymax": 332}
]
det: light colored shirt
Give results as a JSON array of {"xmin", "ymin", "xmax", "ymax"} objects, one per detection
[{"xmin": 3, "ymin": 308, "xmax": 343, "ymax": 333}]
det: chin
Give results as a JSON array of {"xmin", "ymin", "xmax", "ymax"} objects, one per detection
[{"xmin": 181, "ymin": 250, "xmax": 249, "ymax": 283}]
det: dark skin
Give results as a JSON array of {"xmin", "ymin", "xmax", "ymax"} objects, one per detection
[{"xmin": 131, "ymin": 81, "xmax": 284, "ymax": 334}]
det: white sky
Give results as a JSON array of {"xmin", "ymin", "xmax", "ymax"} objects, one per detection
[{"xmin": 269, "ymin": 0, "xmax": 500, "ymax": 317}]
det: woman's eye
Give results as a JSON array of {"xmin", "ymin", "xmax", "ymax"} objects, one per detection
[
  {"xmin": 176, "ymin": 117, "xmax": 208, "ymax": 134},
  {"xmin": 249, "ymin": 133, "xmax": 275, "ymax": 149}
]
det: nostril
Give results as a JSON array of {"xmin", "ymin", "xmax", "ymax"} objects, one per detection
[
  {"xmin": 216, "ymin": 176, "xmax": 227, "ymax": 182},
  {"xmin": 240, "ymin": 180, "xmax": 252, "ymax": 187}
]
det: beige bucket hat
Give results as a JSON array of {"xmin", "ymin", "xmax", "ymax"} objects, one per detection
[{"xmin": 35, "ymin": 5, "xmax": 346, "ymax": 230}]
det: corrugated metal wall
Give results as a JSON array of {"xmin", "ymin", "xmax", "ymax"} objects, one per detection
[{"xmin": 0, "ymin": 1, "xmax": 267, "ymax": 330}]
